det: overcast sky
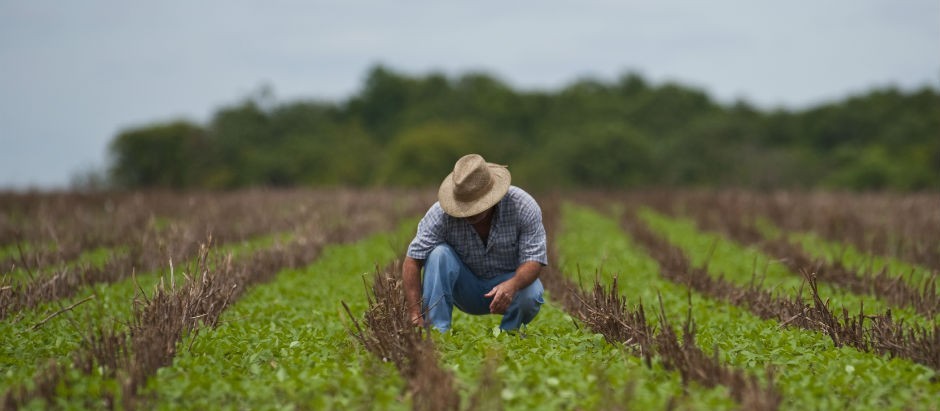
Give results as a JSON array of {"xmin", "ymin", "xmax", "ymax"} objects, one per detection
[{"xmin": 1, "ymin": 0, "xmax": 937, "ymax": 190}]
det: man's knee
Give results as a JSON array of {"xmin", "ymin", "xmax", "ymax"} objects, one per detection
[
  {"xmin": 427, "ymin": 244, "xmax": 459, "ymax": 264},
  {"xmin": 424, "ymin": 244, "xmax": 460, "ymax": 282},
  {"xmin": 515, "ymin": 280, "xmax": 544, "ymax": 313}
]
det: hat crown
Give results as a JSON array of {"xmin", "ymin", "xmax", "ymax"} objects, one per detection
[
  {"xmin": 451, "ymin": 154, "xmax": 494, "ymax": 202},
  {"xmin": 438, "ymin": 153, "xmax": 510, "ymax": 217}
]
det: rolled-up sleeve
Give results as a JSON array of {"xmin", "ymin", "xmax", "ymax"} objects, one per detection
[
  {"xmin": 517, "ymin": 199, "xmax": 548, "ymax": 266},
  {"xmin": 406, "ymin": 203, "xmax": 446, "ymax": 261}
]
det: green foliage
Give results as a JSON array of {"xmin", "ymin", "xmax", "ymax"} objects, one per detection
[
  {"xmin": 0, "ymin": 272, "xmax": 160, "ymax": 395},
  {"xmin": 556, "ymin": 205, "xmax": 940, "ymax": 410},
  {"xmin": 639, "ymin": 209, "xmax": 935, "ymax": 328},
  {"xmin": 6, "ymin": 201, "xmax": 940, "ymax": 409},
  {"xmin": 3, "ymin": 245, "xmax": 121, "ymax": 282},
  {"xmin": 104, "ymin": 65, "xmax": 940, "ymax": 191},
  {"xmin": 762, "ymin": 224, "xmax": 940, "ymax": 295},
  {"xmin": 0, "ymin": 242, "xmax": 34, "ymax": 264},
  {"xmin": 527, "ymin": 123, "xmax": 653, "ymax": 189},
  {"xmin": 142, "ymin": 223, "xmax": 417, "ymax": 410},
  {"xmin": 0, "ymin": 233, "xmax": 290, "ymax": 397},
  {"xmin": 109, "ymin": 121, "xmax": 209, "ymax": 189},
  {"xmin": 824, "ymin": 144, "xmax": 937, "ymax": 190},
  {"xmin": 437, "ymin": 304, "xmax": 736, "ymax": 410},
  {"xmin": 376, "ymin": 122, "xmax": 478, "ymax": 186}
]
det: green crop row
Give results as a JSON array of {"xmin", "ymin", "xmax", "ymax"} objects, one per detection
[
  {"xmin": 0, "ymin": 232, "xmax": 291, "ymax": 397},
  {"xmin": 756, "ymin": 220, "xmax": 940, "ymax": 297},
  {"xmin": 558, "ymin": 204, "xmax": 940, "ymax": 410},
  {"xmin": 143, "ymin": 214, "xmax": 731, "ymax": 411},
  {"xmin": 0, "ymin": 242, "xmax": 32, "ymax": 262},
  {"xmin": 641, "ymin": 210, "xmax": 936, "ymax": 328},
  {"xmin": 0, "ymin": 242, "xmax": 65, "ymax": 271},
  {"xmin": 137, "ymin": 222, "xmax": 419, "ymax": 410},
  {"xmin": 3, "ymin": 245, "xmax": 120, "ymax": 282},
  {"xmin": 7, "ymin": 200, "xmax": 937, "ymax": 410},
  {"xmin": 1, "ymin": 269, "xmax": 163, "ymax": 397},
  {"xmin": 435, "ymin": 303, "xmax": 736, "ymax": 410}
]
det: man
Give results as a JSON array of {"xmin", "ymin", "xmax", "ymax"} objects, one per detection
[{"xmin": 403, "ymin": 153, "xmax": 547, "ymax": 332}]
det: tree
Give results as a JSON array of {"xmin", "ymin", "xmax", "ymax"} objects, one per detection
[
  {"xmin": 346, "ymin": 65, "xmax": 416, "ymax": 143},
  {"xmin": 526, "ymin": 123, "xmax": 653, "ymax": 188},
  {"xmin": 376, "ymin": 122, "xmax": 480, "ymax": 186},
  {"xmin": 104, "ymin": 65, "xmax": 940, "ymax": 191},
  {"xmin": 108, "ymin": 121, "xmax": 208, "ymax": 188}
]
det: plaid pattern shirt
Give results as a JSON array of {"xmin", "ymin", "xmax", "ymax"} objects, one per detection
[{"xmin": 406, "ymin": 186, "xmax": 548, "ymax": 279}]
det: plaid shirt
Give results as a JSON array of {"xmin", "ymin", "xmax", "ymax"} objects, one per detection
[{"xmin": 406, "ymin": 186, "xmax": 548, "ymax": 279}]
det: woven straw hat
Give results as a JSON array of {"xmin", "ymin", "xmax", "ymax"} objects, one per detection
[{"xmin": 438, "ymin": 154, "xmax": 511, "ymax": 217}]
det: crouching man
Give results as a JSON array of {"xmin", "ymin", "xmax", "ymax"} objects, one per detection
[{"xmin": 403, "ymin": 153, "xmax": 547, "ymax": 332}]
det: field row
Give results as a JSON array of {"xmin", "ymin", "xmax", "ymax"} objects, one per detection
[
  {"xmin": 340, "ymin": 201, "xmax": 938, "ymax": 410},
  {"xmin": 4, "ymin": 190, "xmax": 937, "ymax": 274},
  {"xmin": 1, "ymin": 190, "xmax": 431, "ymax": 409},
  {"xmin": 0, "ymin": 189, "xmax": 433, "ymax": 322},
  {"xmin": 1, "ymin": 191, "xmax": 938, "ymax": 410}
]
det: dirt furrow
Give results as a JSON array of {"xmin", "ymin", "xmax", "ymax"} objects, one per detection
[
  {"xmin": 540, "ymin": 267, "xmax": 780, "ymax": 410},
  {"xmin": 345, "ymin": 263, "xmax": 461, "ymax": 411},
  {"xmin": 2, "ymin": 190, "xmax": 430, "ymax": 410},
  {"xmin": 671, "ymin": 190, "xmax": 940, "ymax": 277},
  {"xmin": 0, "ymin": 189, "xmax": 427, "ymax": 320},
  {"xmin": 541, "ymin": 199, "xmax": 780, "ymax": 411},
  {"xmin": 622, "ymin": 210, "xmax": 940, "ymax": 372},
  {"xmin": 681, "ymin": 194, "xmax": 939, "ymax": 317}
]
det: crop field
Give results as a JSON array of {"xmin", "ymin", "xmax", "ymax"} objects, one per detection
[{"xmin": 1, "ymin": 189, "xmax": 938, "ymax": 410}]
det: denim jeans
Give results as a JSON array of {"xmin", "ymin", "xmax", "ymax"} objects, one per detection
[{"xmin": 422, "ymin": 244, "xmax": 544, "ymax": 331}]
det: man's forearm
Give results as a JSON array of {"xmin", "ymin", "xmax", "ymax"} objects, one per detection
[
  {"xmin": 506, "ymin": 261, "xmax": 542, "ymax": 291},
  {"xmin": 402, "ymin": 257, "xmax": 424, "ymax": 318},
  {"xmin": 484, "ymin": 260, "xmax": 543, "ymax": 314}
]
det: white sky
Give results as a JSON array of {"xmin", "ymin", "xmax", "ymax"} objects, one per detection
[{"xmin": 1, "ymin": 0, "xmax": 937, "ymax": 189}]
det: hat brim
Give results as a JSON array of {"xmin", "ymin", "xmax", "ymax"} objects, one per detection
[{"xmin": 438, "ymin": 164, "xmax": 511, "ymax": 218}]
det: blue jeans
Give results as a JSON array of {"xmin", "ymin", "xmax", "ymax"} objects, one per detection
[{"xmin": 422, "ymin": 244, "xmax": 544, "ymax": 331}]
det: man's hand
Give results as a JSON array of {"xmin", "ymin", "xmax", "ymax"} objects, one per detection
[{"xmin": 483, "ymin": 281, "xmax": 518, "ymax": 314}]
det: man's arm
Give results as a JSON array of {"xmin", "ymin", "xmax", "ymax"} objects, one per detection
[
  {"xmin": 403, "ymin": 204, "xmax": 447, "ymax": 327},
  {"xmin": 402, "ymin": 256, "xmax": 425, "ymax": 326},
  {"xmin": 485, "ymin": 190, "xmax": 548, "ymax": 314},
  {"xmin": 483, "ymin": 260, "xmax": 542, "ymax": 314}
]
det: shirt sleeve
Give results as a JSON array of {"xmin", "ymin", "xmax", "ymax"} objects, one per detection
[
  {"xmin": 516, "ymin": 194, "xmax": 548, "ymax": 266},
  {"xmin": 406, "ymin": 203, "xmax": 446, "ymax": 261}
]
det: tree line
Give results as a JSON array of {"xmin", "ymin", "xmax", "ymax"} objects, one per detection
[{"xmin": 106, "ymin": 65, "xmax": 940, "ymax": 191}]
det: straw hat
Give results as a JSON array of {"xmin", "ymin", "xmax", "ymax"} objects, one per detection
[{"xmin": 438, "ymin": 154, "xmax": 511, "ymax": 218}]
